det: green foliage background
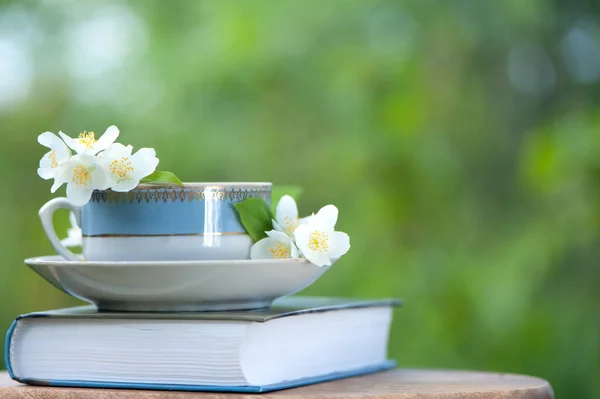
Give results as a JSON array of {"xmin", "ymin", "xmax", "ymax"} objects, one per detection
[{"xmin": 0, "ymin": 0, "xmax": 598, "ymax": 397}]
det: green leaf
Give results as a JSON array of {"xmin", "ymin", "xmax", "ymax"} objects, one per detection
[
  {"xmin": 271, "ymin": 185, "xmax": 303, "ymax": 215},
  {"xmin": 140, "ymin": 171, "xmax": 184, "ymax": 186},
  {"xmin": 233, "ymin": 197, "xmax": 274, "ymax": 242}
]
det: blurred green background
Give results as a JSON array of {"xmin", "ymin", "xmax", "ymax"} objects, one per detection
[{"xmin": 0, "ymin": 0, "xmax": 599, "ymax": 396}]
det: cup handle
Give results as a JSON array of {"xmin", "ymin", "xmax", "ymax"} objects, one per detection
[{"xmin": 39, "ymin": 197, "xmax": 82, "ymax": 262}]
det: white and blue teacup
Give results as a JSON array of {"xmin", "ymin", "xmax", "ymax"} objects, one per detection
[{"xmin": 39, "ymin": 182, "xmax": 272, "ymax": 261}]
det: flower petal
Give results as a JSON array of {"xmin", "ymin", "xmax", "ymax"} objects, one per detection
[
  {"xmin": 250, "ymin": 237, "xmax": 288, "ymax": 260},
  {"xmin": 290, "ymin": 240, "xmax": 299, "ymax": 258},
  {"xmin": 327, "ymin": 231, "xmax": 350, "ymax": 258},
  {"xmin": 251, "ymin": 237, "xmax": 277, "ymax": 259},
  {"xmin": 314, "ymin": 205, "xmax": 338, "ymax": 230},
  {"xmin": 61, "ymin": 233, "xmax": 82, "ymax": 248},
  {"xmin": 101, "ymin": 143, "xmax": 133, "ymax": 188},
  {"xmin": 38, "ymin": 167, "xmax": 54, "ymax": 180},
  {"xmin": 265, "ymin": 229, "xmax": 293, "ymax": 243},
  {"xmin": 95, "ymin": 125, "xmax": 120, "ymax": 152},
  {"xmin": 61, "ymin": 223, "xmax": 83, "ymax": 247},
  {"xmin": 130, "ymin": 147, "xmax": 159, "ymax": 179},
  {"xmin": 38, "ymin": 132, "xmax": 71, "ymax": 178},
  {"xmin": 267, "ymin": 229, "xmax": 300, "ymax": 257},
  {"xmin": 50, "ymin": 162, "xmax": 72, "ymax": 193},
  {"xmin": 38, "ymin": 150, "xmax": 56, "ymax": 179},
  {"xmin": 294, "ymin": 224, "xmax": 335, "ymax": 266},
  {"xmin": 103, "ymin": 144, "xmax": 153, "ymax": 190},
  {"xmin": 276, "ymin": 195, "xmax": 298, "ymax": 222},
  {"xmin": 39, "ymin": 131, "xmax": 70, "ymax": 156},
  {"xmin": 90, "ymin": 164, "xmax": 109, "ymax": 190},
  {"xmin": 293, "ymin": 224, "xmax": 310, "ymax": 251},
  {"xmin": 102, "ymin": 143, "xmax": 132, "ymax": 159},
  {"xmin": 58, "ymin": 131, "xmax": 80, "ymax": 153},
  {"xmin": 50, "ymin": 179, "xmax": 63, "ymax": 193},
  {"xmin": 38, "ymin": 132, "xmax": 63, "ymax": 149},
  {"xmin": 251, "ymin": 230, "xmax": 298, "ymax": 260},
  {"xmin": 303, "ymin": 249, "xmax": 331, "ymax": 267},
  {"xmin": 299, "ymin": 213, "xmax": 314, "ymax": 226},
  {"xmin": 38, "ymin": 151, "xmax": 53, "ymax": 167},
  {"xmin": 55, "ymin": 146, "xmax": 71, "ymax": 163},
  {"xmin": 37, "ymin": 131, "xmax": 55, "ymax": 148},
  {"xmin": 66, "ymin": 183, "xmax": 94, "ymax": 206},
  {"xmin": 275, "ymin": 195, "xmax": 300, "ymax": 236},
  {"xmin": 272, "ymin": 219, "xmax": 286, "ymax": 234},
  {"xmin": 111, "ymin": 178, "xmax": 140, "ymax": 192}
]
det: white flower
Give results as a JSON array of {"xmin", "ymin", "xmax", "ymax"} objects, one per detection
[
  {"xmin": 61, "ymin": 212, "xmax": 82, "ymax": 248},
  {"xmin": 294, "ymin": 205, "xmax": 350, "ymax": 267},
  {"xmin": 250, "ymin": 230, "xmax": 300, "ymax": 260},
  {"xmin": 51, "ymin": 154, "xmax": 109, "ymax": 206},
  {"xmin": 100, "ymin": 143, "xmax": 159, "ymax": 192},
  {"xmin": 59, "ymin": 125, "xmax": 119, "ymax": 155},
  {"xmin": 37, "ymin": 131, "xmax": 71, "ymax": 180},
  {"xmin": 272, "ymin": 195, "xmax": 313, "ymax": 237}
]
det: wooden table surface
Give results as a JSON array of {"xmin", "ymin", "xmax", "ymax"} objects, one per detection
[{"xmin": 0, "ymin": 369, "xmax": 554, "ymax": 399}]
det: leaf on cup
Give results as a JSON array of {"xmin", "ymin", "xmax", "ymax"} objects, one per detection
[
  {"xmin": 140, "ymin": 171, "xmax": 184, "ymax": 186},
  {"xmin": 234, "ymin": 197, "xmax": 274, "ymax": 242},
  {"xmin": 271, "ymin": 185, "xmax": 303, "ymax": 215}
]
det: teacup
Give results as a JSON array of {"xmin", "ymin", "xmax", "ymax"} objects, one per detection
[{"xmin": 39, "ymin": 182, "xmax": 271, "ymax": 261}]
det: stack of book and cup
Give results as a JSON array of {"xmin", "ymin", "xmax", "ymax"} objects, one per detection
[{"xmin": 7, "ymin": 183, "xmax": 401, "ymax": 393}]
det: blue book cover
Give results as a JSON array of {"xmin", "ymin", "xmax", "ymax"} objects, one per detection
[{"xmin": 5, "ymin": 296, "xmax": 401, "ymax": 393}]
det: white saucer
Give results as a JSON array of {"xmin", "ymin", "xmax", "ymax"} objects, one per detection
[{"xmin": 25, "ymin": 256, "xmax": 334, "ymax": 312}]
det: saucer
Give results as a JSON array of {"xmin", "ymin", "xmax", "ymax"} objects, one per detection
[{"xmin": 25, "ymin": 256, "xmax": 334, "ymax": 312}]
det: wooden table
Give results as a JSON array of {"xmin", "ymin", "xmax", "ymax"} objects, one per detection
[{"xmin": 0, "ymin": 369, "xmax": 554, "ymax": 399}]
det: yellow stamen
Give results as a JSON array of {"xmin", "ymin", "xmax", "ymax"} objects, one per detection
[
  {"xmin": 110, "ymin": 157, "xmax": 135, "ymax": 181},
  {"xmin": 283, "ymin": 216, "xmax": 298, "ymax": 234},
  {"xmin": 78, "ymin": 131, "xmax": 97, "ymax": 150},
  {"xmin": 308, "ymin": 230, "xmax": 329, "ymax": 252},
  {"xmin": 48, "ymin": 150, "xmax": 58, "ymax": 168},
  {"xmin": 268, "ymin": 243, "xmax": 290, "ymax": 259},
  {"xmin": 72, "ymin": 165, "xmax": 91, "ymax": 186}
]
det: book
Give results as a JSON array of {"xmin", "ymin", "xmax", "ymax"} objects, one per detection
[{"xmin": 5, "ymin": 296, "xmax": 401, "ymax": 393}]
